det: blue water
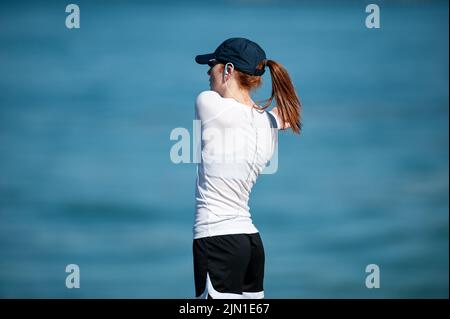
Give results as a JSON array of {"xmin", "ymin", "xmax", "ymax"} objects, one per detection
[{"xmin": 0, "ymin": 0, "xmax": 448, "ymax": 298}]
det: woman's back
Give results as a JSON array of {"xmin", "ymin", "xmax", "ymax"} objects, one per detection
[{"xmin": 194, "ymin": 90, "xmax": 279, "ymax": 239}]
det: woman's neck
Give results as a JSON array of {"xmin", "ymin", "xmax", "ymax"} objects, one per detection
[{"xmin": 223, "ymin": 85, "xmax": 254, "ymax": 108}]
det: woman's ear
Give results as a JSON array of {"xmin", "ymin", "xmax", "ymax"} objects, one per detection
[{"xmin": 223, "ymin": 63, "xmax": 234, "ymax": 82}]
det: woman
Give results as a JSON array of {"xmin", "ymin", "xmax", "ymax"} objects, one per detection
[{"xmin": 193, "ymin": 37, "xmax": 301, "ymax": 299}]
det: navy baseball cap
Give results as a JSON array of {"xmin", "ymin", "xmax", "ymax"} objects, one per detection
[{"xmin": 195, "ymin": 37, "xmax": 267, "ymax": 76}]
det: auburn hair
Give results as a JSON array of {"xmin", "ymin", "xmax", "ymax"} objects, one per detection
[{"xmin": 234, "ymin": 60, "xmax": 302, "ymax": 134}]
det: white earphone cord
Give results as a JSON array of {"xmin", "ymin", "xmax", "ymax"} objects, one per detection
[{"xmin": 223, "ymin": 63, "xmax": 259, "ymax": 184}]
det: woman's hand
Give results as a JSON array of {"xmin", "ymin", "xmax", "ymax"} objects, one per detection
[{"xmin": 271, "ymin": 107, "xmax": 291, "ymax": 129}]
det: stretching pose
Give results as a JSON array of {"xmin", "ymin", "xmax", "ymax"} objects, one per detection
[{"xmin": 193, "ymin": 38, "xmax": 301, "ymax": 299}]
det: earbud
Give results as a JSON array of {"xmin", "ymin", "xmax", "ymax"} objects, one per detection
[{"xmin": 224, "ymin": 62, "xmax": 234, "ymax": 78}]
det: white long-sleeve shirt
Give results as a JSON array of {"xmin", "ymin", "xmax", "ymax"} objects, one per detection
[{"xmin": 194, "ymin": 91, "xmax": 280, "ymax": 239}]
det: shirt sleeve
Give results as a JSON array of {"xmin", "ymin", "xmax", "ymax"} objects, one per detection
[
  {"xmin": 268, "ymin": 110, "xmax": 281, "ymax": 130},
  {"xmin": 195, "ymin": 91, "xmax": 224, "ymax": 123}
]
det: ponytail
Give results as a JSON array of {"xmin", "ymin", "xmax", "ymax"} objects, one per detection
[{"xmin": 264, "ymin": 60, "xmax": 302, "ymax": 134}]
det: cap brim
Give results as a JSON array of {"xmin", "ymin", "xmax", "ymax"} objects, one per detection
[{"xmin": 195, "ymin": 53, "xmax": 216, "ymax": 65}]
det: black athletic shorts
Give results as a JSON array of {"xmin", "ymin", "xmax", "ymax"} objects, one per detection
[{"xmin": 193, "ymin": 233, "xmax": 265, "ymax": 299}]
